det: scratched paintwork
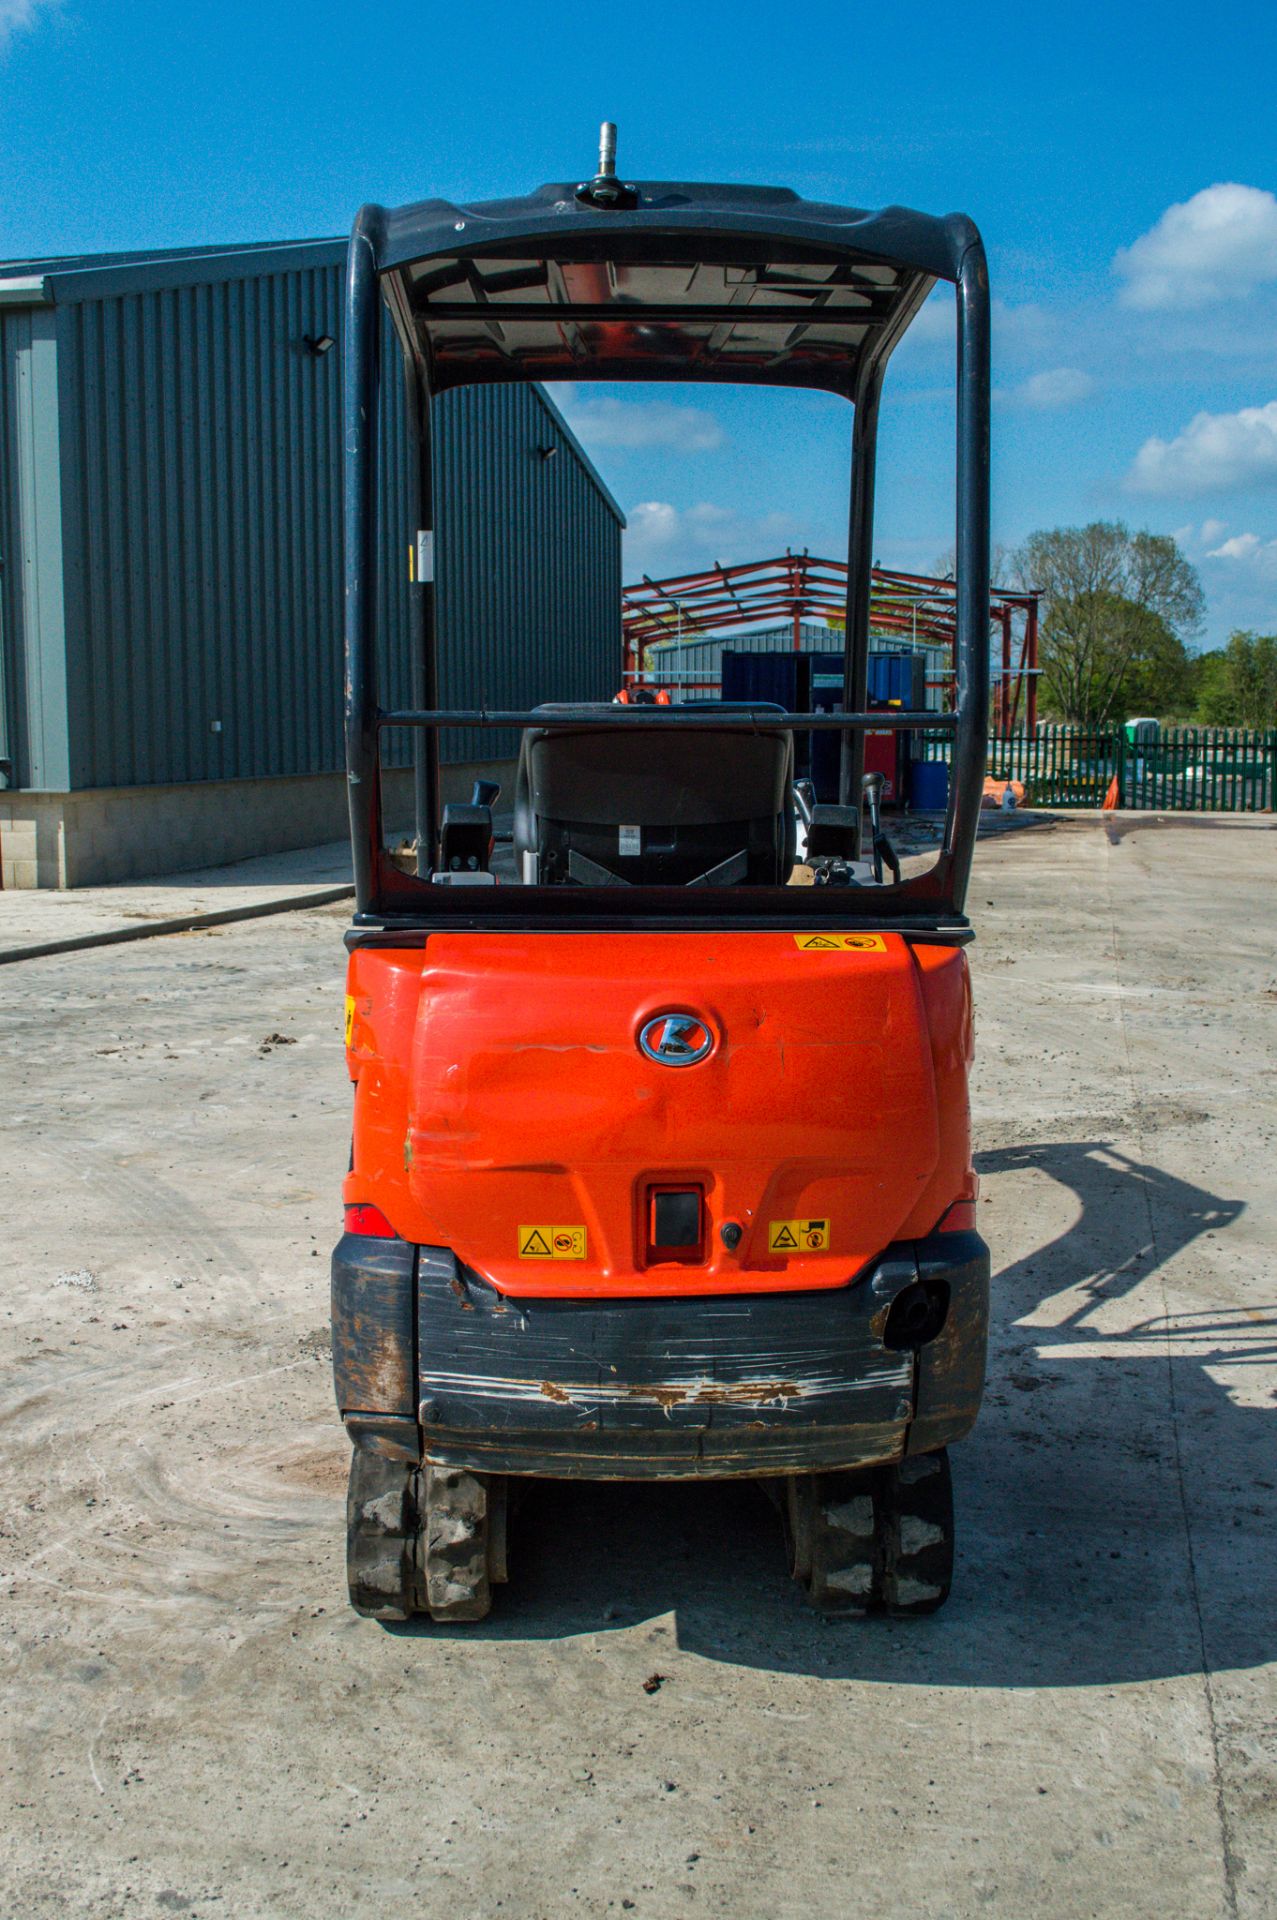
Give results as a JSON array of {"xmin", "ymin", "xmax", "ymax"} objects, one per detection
[
  {"xmin": 332, "ymin": 1228, "xmax": 990, "ymax": 1476},
  {"xmin": 410, "ymin": 1241, "xmax": 931, "ymax": 1475},
  {"xmin": 425, "ymin": 1368, "xmax": 905, "ymax": 1412}
]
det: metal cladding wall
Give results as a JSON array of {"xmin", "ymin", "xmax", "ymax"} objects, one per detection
[
  {"xmin": 1, "ymin": 298, "xmax": 79, "ymax": 791},
  {"xmin": 0, "ymin": 310, "xmax": 24, "ymax": 782},
  {"xmin": 57, "ymin": 261, "xmax": 354, "ymax": 787},
  {"xmin": 434, "ymin": 384, "xmax": 624, "ymax": 765},
  {"xmin": 0, "ymin": 242, "xmax": 623, "ymax": 792}
]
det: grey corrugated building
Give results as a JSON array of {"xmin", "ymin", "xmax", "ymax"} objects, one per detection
[{"xmin": 0, "ymin": 239, "xmax": 623, "ymax": 887}]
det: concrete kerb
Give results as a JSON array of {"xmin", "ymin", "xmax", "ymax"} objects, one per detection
[{"xmin": 0, "ymin": 883, "xmax": 355, "ymax": 966}]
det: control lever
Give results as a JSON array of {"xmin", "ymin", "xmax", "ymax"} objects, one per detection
[
  {"xmin": 793, "ymin": 778, "xmax": 815, "ymax": 829},
  {"xmin": 861, "ymin": 771, "xmax": 884, "ymax": 881},
  {"xmin": 861, "ymin": 771, "xmax": 901, "ymax": 885}
]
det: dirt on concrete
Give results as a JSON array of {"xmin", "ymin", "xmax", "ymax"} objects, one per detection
[{"xmin": 1, "ymin": 814, "xmax": 1274, "ymax": 1918}]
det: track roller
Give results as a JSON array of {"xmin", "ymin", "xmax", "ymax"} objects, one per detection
[
  {"xmin": 345, "ymin": 1451, "xmax": 509, "ymax": 1623},
  {"xmin": 782, "ymin": 1447, "xmax": 954, "ymax": 1616}
]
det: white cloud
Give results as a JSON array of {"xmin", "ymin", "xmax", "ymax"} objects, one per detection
[
  {"xmin": 625, "ymin": 501, "xmax": 682, "ymax": 563},
  {"xmin": 993, "ymin": 299, "xmax": 1054, "ymax": 347},
  {"xmin": 1173, "ymin": 518, "xmax": 1230, "ymax": 551},
  {"xmin": 1208, "ymin": 532, "xmax": 1259, "ymax": 560},
  {"xmin": 896, "ymin": 293, "xmax": 1051, "ymax": 363},
  {"xmin": 624, "ymin": 499, "xmax": 801, "ymax": 577},
  {"xmin": 1011, "ymin": 367, "xmax": 1096, "ymax": 410},
  {"xmin": 0, "ymin": 0, "xmax": 56, "ymax": 52},
  {"xmin": 903, "ymin": 289, "xmax": 953, "ymax": 345},
  {"xmin": 550, "ymin": 389, "xmax": 724, "ymax": 454},
  {"xmin": 1127, "ymin": 399, "xmax": 1277, "ymax": 496},
  {"xmin": 1206, "ymin": 530, "xmax": 1277, "ymax": 579},
  {"xmin": 1115, "ymin": 184, "xmax": 1277, "ymax": 311}
]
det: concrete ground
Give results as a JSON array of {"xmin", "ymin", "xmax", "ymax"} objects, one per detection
[{"xmin": 1, "ymin": 814, "xmax": 1274, "ymax": 1919}]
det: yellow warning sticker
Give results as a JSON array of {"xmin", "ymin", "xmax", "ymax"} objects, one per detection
[
  {"xmin": 518, "ymin": 1225, "xmax": 587, "ymax": 1260},
  {"xmin": 769, "ymin": 1218, "xmax": 831, "ymax": 1253},
  {"xmin": 344, "ymin": 995, "xmax": 355, "ymax": 1045},
  {"xmin": 793, "ymin": 933, "xmax": 887, "ymax": 953}
]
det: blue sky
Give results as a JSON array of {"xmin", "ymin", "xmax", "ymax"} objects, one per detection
[{"xmin": 3, "ymin": 0, "xmax": 1276, "ymax": 645}]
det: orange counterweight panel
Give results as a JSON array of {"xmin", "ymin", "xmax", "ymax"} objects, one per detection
[{"xmin": 343, "ymin": 932, "xmax": 976, "ymax": 1299}]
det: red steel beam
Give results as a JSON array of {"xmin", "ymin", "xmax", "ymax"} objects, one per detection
[{"xmin": 622, "ymin": 552, "xmax": 1042, "ymax": 725}]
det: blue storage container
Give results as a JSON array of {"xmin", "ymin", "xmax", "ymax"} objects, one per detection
[
  {"xmin": 807, "ymin": 652, "xmax": 926, "ymax": 802},
  {"xmin": 719, "ymin": 652, "xmax": 812, "ymax": 779},
  {"xmin": 910, "ymin": 759, "xmax": 950, "ymax": 811}
]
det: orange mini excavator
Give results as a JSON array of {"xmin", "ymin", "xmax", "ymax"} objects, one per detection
[{"xmin": 333, "ymin": 128, "xmax": 991, "ymax": 1622}]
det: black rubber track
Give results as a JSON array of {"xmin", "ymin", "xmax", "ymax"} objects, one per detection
[
  {"xmin": 345, "ymin": 1453, "xmax": 509, "ymax": 1623},
  {"xmin": 421, "ymin": 1466, "xmax": 497, "ymax": 1623},
  {"xmin": 345, "ymin": 1450, "xmax": 419, "ymax": 1621},
  {"xmin": 786, "ymin": 1448, "xmax": 954, "ymax": 1616}
]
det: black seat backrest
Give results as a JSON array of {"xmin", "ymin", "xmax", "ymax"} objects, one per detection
[{"xmin": 514, "ymin": 706, "xmax": 796, "ymax": 886}]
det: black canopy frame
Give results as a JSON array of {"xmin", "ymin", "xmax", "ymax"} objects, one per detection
[{"xmin": 344, "ymin": 174, "xmax": 989, "ymax": 931}]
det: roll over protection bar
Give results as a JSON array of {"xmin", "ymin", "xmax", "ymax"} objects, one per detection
[{"xmin": 343, "ymin": 172, "xmax": 989, "ymax": 926}]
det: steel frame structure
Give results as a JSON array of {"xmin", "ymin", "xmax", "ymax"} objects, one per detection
[{"xmin": 622, "ymin": 554, "xmax": 1040, "ymax": 735}]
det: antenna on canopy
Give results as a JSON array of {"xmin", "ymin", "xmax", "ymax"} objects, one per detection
[{"xmin": 576, "ymin": 121, "xmax": 638, "ymax": 210}]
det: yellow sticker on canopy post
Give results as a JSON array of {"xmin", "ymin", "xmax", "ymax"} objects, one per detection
[
  {"xmin": 793, "ymin": 933, "xmax": 886, "ymax": 953},
  {"xmin": 518, "ymin": 1225, "xmax": 587, "ymax": 1259},
  {"xmin": 768, "ymin": 1218, "xmax": 830, "ymax": 1253}
]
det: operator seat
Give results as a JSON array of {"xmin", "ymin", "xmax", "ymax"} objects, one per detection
[{"xmin": 513, "ymin": 704, "xmax": 797, "ymax": 886}]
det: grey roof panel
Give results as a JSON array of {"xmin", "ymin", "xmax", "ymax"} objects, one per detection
[{"xmin": 0, "ymin": 239, "xmax": 344, "ymax": 302}]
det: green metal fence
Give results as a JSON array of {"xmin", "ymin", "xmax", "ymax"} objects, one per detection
[{"xmin": 917, "ymin": 726, "xmax": 1277, "ymax": 811}]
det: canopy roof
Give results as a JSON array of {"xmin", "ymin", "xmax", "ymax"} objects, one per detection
[{"xmin": 367, "ymin": 182, "xmax": 980, "ymax": 396}]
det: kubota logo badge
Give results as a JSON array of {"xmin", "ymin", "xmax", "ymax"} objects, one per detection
[{"xmin": 638, "ymin": 1012, "xmax": 715, "ymax": 1067}]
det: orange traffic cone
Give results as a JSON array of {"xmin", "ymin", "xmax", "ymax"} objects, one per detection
[{"xmin": 1102, "ymin": 775, "xmax": 1120, "ymax": 811}]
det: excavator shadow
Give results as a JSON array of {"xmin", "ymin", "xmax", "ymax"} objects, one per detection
[{"xmin": 394, "ymin": 1141, "xmax": 1275, "ymax": 1687}]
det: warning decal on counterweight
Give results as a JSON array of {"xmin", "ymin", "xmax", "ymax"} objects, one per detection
[
  {"xmin": 768, "ymin": 1218, "xmax": 830, "ymax": 1253},
  {"xmin": 793, "ymin": 933, "xmax": 886, "ymax": 952},
  {"xmin": 518, "ymin": 1225, "xmax": 587, "ymax": 1259}
]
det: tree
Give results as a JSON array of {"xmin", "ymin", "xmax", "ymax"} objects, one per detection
[
  {"xmin": 1011, "ymin": 522, "xmax": 1204, "ymax": 724},
  {"xmin": 1117, "ymin": 602, "xmax": 1195, "ymax": 718},
  {"xmin": 1194, "ymin": 631, "xmax": 1277, "ymax": 727},
  {"xmin": 931, "ymin": 542, "xmax": 1012, "ymax": 587},
  {"xmin": 1191, "ymin": 649, "xmax": 1229, "ymax": 720}
]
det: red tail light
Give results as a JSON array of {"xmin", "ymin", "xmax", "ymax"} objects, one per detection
[
  {"xmin": 937, "ymin": 1199, "xmax": 977, "ymax": 1233},
  {"xmin": 344, "ymin": 1203, "xmax": 397, "ymax": 1238}
]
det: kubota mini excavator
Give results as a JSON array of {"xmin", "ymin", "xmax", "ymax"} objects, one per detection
[{"xmin": 332, "ymin": 127, "xmax": 991, "ymax": 1622}]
